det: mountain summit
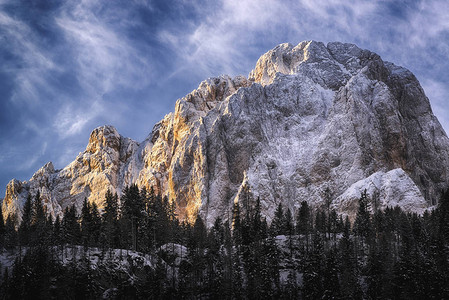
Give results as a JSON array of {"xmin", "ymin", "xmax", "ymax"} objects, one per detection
[{"xmin": 3, "ymin": 41, "xmax": 449, "ymax": 225}]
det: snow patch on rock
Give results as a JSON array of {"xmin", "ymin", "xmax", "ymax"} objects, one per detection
[{"xmin": 333, "ymin": 168, "xmax": 429, "ymax": 220}]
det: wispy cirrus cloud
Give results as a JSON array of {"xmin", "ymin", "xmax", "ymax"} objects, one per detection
[
  {"xmin": 55, "ymin": 0, "xmax": 155, "ymax": 96},
  {"xmin": 158, "ymin": 0, "xmax": 380, "ymax": 78},
  {"xmin": 53, "ymin": 100, "xmax": 103, "ymax": 139},
  {"xmin": 0, "ymin": 10, "xmax": 58, "ymax": 106},
  {"xmin": 0, "ymin": 0, "xmax": 161, "ymax": 192},
  {"xmin": 158, "ymin": 0, "xmax": 448, "ymax": 77},
  {"xmin": 400, "ymin": 1, "xmax": 449, "ymax": 48}
]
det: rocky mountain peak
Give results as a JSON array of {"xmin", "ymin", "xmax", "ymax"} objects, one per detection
[
  {"xmin": 171, "ymin": 75, "xmax": 252, "ymax": 136},
  {"xmin": 249, "ymin": 40, "xmax": 389, "ymax": 91},
  {"xmin": 3, "ymin": 41, "xmax": 449, "ymax": 226},
  {"xmin": 86, "ymin": 125, "xmax": 121, "ymax": 154},
  {"xmin": 5, "ymin": 179, "xmax": 22, "ymax": 199},
  {"xmin": 32, "ymin": 162, "xmax": 55, "ymax": 179},
  {"xmin": 181, "ymin": 75, "xmax": 251, "ymax": 114}
]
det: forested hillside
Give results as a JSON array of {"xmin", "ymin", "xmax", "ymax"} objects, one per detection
[{"xmin": 1, "ymin": 185, "xmax": 448, "ymax": 299}]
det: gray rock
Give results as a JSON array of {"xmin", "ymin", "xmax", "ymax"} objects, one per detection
[{"xmin": 3, "ymin": 41, "xmax": 449, "ymax": 226}]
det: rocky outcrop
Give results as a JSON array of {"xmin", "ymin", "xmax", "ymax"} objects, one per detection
[
  {"xmin": 3, "ymin": 41, "xmax": 449, "ymax": 225},
  {"xmin": 2, "ymin": 125, "xmax": 142, "ymax": 221},
  {"xmin": 135, "ymin": 75, "xmax": 252, "ymax": 221}
]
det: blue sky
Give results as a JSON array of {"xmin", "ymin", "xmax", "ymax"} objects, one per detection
[{"xmin": 1, "ymin": 0, "xmax": 448, "ymax": 197}]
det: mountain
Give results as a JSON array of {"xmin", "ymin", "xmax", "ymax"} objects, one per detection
[{"xmin": 3, "ymin": 41, "xmax": 449, "ymax": 225}]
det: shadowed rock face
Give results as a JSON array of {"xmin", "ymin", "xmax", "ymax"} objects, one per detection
[{"xmin": 3, "ymin": 41, "xmax": 449, "ymax": 226}]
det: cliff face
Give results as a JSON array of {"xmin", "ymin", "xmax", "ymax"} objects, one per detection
[
  {"xmin": 3, "ymin": 41, "xmax": 449, "ymax": 225},
  {"xmin": 2, "ymin": 126, "xmax": 142, "ymax": 223}
]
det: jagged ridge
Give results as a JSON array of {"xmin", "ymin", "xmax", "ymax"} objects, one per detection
[{"xmin": 3, "ymin": 41, "xmax": 449, "ymax": 225}]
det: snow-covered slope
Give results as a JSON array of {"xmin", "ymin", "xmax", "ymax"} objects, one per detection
[
  {"xmin": 3, "ymin": 41, "xmax": 449, "ymax": 225},
  {"xmin": 332, "ymin": 168, "xmax": 429, "ymax": 221}
]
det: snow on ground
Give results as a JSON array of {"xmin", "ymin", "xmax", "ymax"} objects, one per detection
[
  {"xmin": 52, "ymin": 246, "xmax": 155, "ymax": 271},
  {"xmin": 0, "ymin": 243, "xmax": 192, "ymax": 276}
]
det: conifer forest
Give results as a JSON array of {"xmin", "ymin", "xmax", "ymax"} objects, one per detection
[{"xmin": 1, "ymin": 185, "xmax": 449, "ymax": 299}]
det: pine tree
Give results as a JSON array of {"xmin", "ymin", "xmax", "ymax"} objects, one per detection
[
  {"xmin": 231, "ymin": 247, "xmax": 244, "ymax": 300},
  {"xmin": 0, "ymin": 201, "xmax": 5, "ymax": 248},
  {"xmin": 90, "ymin": 202, "xmax": 101, "ymax": 246},
  {"xmin": 146, "ymin": 192, "xmax": 170, "ymax": 247},
  {"xmin": 251, "ymin": 197, "xmax": 264, "ymax": 242},
  {"xmin": 80, "ymin": 198, "xmax": 92, "ymax": 248},
  {"xmin": 323, "ymin": 187, "xmax": 334, "ymax": 241},
  {"xmin": 166, "ymin": 197, "xmax": 178, "ymax": 246},
  {"xmin": 62, "ymin": 205, "xmax": 80, "ymax": 245},
  {"xmin": 270, "ymin": 203, "xmax": 285, "ymax": 236},
  {"xmin": 302, "ymin": 232, "xmax": 325, "ymax": 299},
  {"xmin": 216, "ymin": 223, "xmax": 230, "ymax": 297},
  {"xmin": 315, "ymin": 210, "xmax": 326, "ymax": 233},
  {"xmin": 427, "ymin": 230, "xmax": 449, "ymax": 298},
  {"xmin": 0, "ymin": 268, "xmax": 9, "ymax": 298},
  {"xmin": 232, "ymin": 201, "xmax": 242, "ymax": 246},
  {"xmin": 102, "ymin": 189, "xmax": 119, "ymax": 249},
  {"xmin": 284, "ymin": 267, "xmax": 298, "ymax": 299},
  {"xmin": 185, "ymin": 215, "xmax": 207, "ymax": 296},
  {"xmin": 429, "ymin": 189, "xmax": 449, "ymax": 298},
  {"xmin": 354, "ymin": 190, "xmax": 371, "ymax": 233},
  {"xmin": 296, "ymin": 201, "xmax": 311, "ymax": 249},
  {"xmin": 52, "ymin": 215, "xmax": 62, "ymax": 246},
  {"xmin": 206, "ymin": 217, "xmax": 226, "ymax": 299},
  {"xmin": 323, "ymin": 247, "xmax": 341, "ymax": 299},
  {"xmin": 262, "ymin": 236, "xmax": 281, "ymax": 298},
  {"xmin": 366, "ymin": 240, "xmax": 384, "ymax": 299},
  {"xmin": 121, "ymin": 184, "xmax": 144, "ymax": 250},
  {"xmin": 0, "ymin": 202, "xmax": 4, "ymax": 229},
  {"xmin": 140, "ymin": 187, "xmax": 156, "ymax": 251},
  {"xmin": 193, "ymin": 215, "xmax": 207, "ymax": 249},
  {"xmin": 240, "ymin": 208, "xmax": 252, "ymax": 246},
  {"xmin": 339, "ymin": 216, "xmax": 361, "ymax": 299},
  {"xmin": 4, "ymin": 214, "xmax": 17, "ymax": 250},
  {"xmin": 284, "ymin": 209, "xmax": 294, "ymax": 236},
  {"xmin": 354, "ymin": 189, "xmax": 372, "ymax": 257},
  {"xmin": 328, "ymin": 209, "xmax": 339, "ymax": 240},
  {"xmin": 18, "ymin": 194, "xmax": 33, "ymax": 246},
  {"xmin": 437, "ymin": 189, "xmax": 449, "ymax": 245},
  {"xmin": 240, "ymin": 199, "xmax": 275, "ymax": 300},
  {"xmin": 32, "ymin": 191, "xmax": 45, "ymax": 226},
  {"xmin": 31, "ymin": 191, "xmax": 47, "ymax": 247}
]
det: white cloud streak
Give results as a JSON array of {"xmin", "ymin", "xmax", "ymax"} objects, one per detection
[
  {"xmin": 0, "ymin": 10, "xmax": 58, "ymax": 105},
  {"xmin": 402, "ymin": 1, "xmax": 449, "ymax": 48},
  {"xmin": 53, "ymin": 99, "xmax": 103, "ymax": 139},
  {"xmin": 55, "ymin": 0, "xmax": 154, "ymax": 96},
  {"xmin": 159, "ymin": 0, "xmax": 379, "ymax": 77}
]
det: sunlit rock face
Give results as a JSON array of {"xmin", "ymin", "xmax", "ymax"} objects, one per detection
[
  {"xmin": 136, "ymin": 75, "xmax": 252, "ymax": 222},
  {"xmin": 2, "ymin": 126, "xmax": 142, "ymax": 221},
  {"xmin": 3, "ymin": 41, "xmax": 449, "ymax": 225}
]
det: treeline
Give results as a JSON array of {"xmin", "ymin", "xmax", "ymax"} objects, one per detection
[
  {"xmin": 0, "ymin": 185, "xmax": 178, "ymax": 252},
  {"xmin": 0, "ymin": 186, "xmax": 449, "ymax": 299}
]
